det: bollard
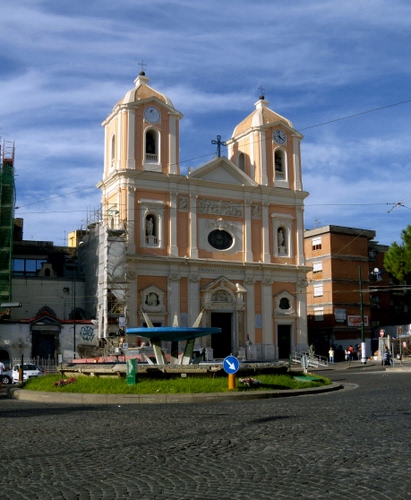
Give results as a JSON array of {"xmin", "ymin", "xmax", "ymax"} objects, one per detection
[
  {"xmin": 228, "ymin": 373, "xmax": 236, "ymax": 390},
  {"xmin": 19, "ymin": 354, "xmax": 24, "ymax": 382}
]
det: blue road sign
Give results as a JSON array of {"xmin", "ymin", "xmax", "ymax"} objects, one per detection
[{"xmin": 223, "ymin": 355, "xmax": 240, "ymax": 374}]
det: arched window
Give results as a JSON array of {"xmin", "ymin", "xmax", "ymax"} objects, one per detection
[
  {"xmin": 111, "ymin": 134, "xmax": 116, "ymax": 166},
  {"xmin": 237, "ymin": 152, "xmax": 245, "ymax": 172},
  {"xmin": 277, "ymin": 226, "xmax": 287, "ymax": 255},
  {"xmin": 274, "ymin": 149, "xmax": 285, "ymax": 179},
  {"xmin": 69, "ymin": 308, "xmax": 86, "ymax": 320},
  {"xmin": 279, "ymin": 297, "xmax": 290, "ymax": 310},
  {"xmin": 145, "ymin": 129, "xmax": 158, "ymax": 162},
  {"xmin": 140, "ymin": 201, "xmax": 165, "ymax": 249},
  {"xmin": 145, "ymin": 214, "xmax": 158, "ymax": 245},
  {"xmin": 274, "ymin": 291, "xmax": 295, "ymax": 316},
  {"xmin": 272, "ymin": 214, "xmax": 294, "ymax": 258}
]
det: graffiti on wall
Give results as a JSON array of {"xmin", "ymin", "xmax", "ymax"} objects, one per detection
[{"xmin": 80, "ymin": 326, "xmax": 95, "ymax": 342}]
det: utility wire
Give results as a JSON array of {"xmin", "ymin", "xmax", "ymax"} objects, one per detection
[
  {"xmin": 7, "ymin": 97, "xmax": 411, "ymax": 212},
  {"xmin": 15, "ymin": 186, "xmax": 96, "ymax": 209},
  {"xmin": 298, "ymin": 99, "xmax": 411, "ymax": 131}
]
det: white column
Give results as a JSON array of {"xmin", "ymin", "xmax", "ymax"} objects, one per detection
[
  {"xmin": 245, "ymin": 277, "xmax": 255, "ymax": 342},
  {"xmin": 296, "ymin": 205, "xmax": 305, "ymax": 266},
  {"xmin": 116, "ymin": 113, "xmax": 123, "ymax": 170},
  {"xmin": 168, "ymin": 273, "xmax": 180, "ymax": 320},
  {"xmin": 244, "ymin": 199, "xmax": 253, "ymax": 262},
  {"xmin": 262, "ymin": 278, "xmax": 273, "ymax": 346},
  {"xmin": 169, "ymin": 115, "xmax": 177, "ymax": 174},
  {"xmin": 189, "ymin": 193, "xmax": 198, "ymax": 259},
  {"xmin": 296, "ymin": 278, "xmax": 308, "ymax": 351},
  {"xmin": 250, "ymin": 132, "xmax": 256, "ymax": 181},
  {"xmin": 104, "ymin": 126, "xmax": 108, "ymax": 174},
  {"xmin": 293, "ymin": 136, "xmax": 302, "ymax": 191},
  {"xmin": 127, "ymin": 109, "xmax": 135, "ymax": 169},
  {"xmin": 262, "ymin": 201, "xmax": 270, "ymax": 263},
  {"xmin": 260, "ymin": 131, "xmax": 268, "ymax": 186},
  {"xmin": 169, "ymin": 191, "xmax": 178, "ymax": 256},
  {"xmin": 188, "ymin": 274, "xmax": 200, "ymax": 326},
  {"xmin": 127, "ymin": 186, "xmax": 135, "ymax": 254}
]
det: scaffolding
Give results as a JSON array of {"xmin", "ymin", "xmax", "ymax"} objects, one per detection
[
  {"xmin": 97, "ymin": 223, "xmax": 128, "ymax": 342},
  {"xmin": 0, "ymin": 140, "xmax": 15, "ymax": 306}
]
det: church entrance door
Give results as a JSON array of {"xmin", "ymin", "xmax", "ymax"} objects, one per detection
[
  {"xmin": 32, "ymin": 332, "xmax": 57, "ymax": 359},
  {"xmin": 211, "ymin": 312, "xmax": 232, "ymax": 359},
  {"xmin": 278, "ymin": 324, "xmax": 292, "ymax": 359}
]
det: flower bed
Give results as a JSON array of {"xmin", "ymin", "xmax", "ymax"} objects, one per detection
[
  {"xmin": 54, "ymin": 377, "xmax": 76, "ymax": 387},
  {"xmin": 239, "ymin": 377, "xmax": 262, "ymax": 388}
]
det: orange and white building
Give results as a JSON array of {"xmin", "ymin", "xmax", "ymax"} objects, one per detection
[
  {"xmin": 304, "ymin": 225, "xmax": 391, "ymax": 356},
  {"xmin": 82, "ymin": 72, "xmax": 310, "ymax": 360}
]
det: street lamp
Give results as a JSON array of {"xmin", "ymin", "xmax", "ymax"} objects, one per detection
[{"xmin": 358, "ymin": 266, "xmax": 367, "ymax": 364}]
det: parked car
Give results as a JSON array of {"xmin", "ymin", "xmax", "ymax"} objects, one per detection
[
  {"xmin": 12, "ymin": 364, "xmax": 45, "ymax": 383},
  {"xmin": 1, "ymin": 370, "xmax": 13, "ymax": 385}
]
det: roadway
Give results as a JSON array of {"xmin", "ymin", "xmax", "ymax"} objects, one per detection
[{"xmin": 1, "ymin": 364, "xmax": 410, "ymax": 499}]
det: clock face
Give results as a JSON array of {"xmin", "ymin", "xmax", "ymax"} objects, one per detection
[
  {"xmin": 144, "ymin": 106, "xmax": 160, "ymax": 124},
  {"xmin": 273, "ymin": 129, "xmax": 287, "ymax": 145}
]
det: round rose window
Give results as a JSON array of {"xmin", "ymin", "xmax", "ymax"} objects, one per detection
[{"xmin": 208, "ymin": 230, "xmax": 233, "ymax": 250}]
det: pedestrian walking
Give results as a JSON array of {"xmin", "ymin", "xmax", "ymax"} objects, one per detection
[
  {"xmin": 383, "ymin": 347, "xmax": 393, "ymax": 366},
  {"xmin": 328, "ymin": 347, "xmax": 335, "ymax": 364}
]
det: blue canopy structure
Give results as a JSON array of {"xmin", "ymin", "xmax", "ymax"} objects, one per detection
[
  {"xmin": 126, "ymin": 311, "xmax": 222, "ymax": 365},
  {"xmin": 126, "ymin": 326, "xmax": 221, "ymax": 342}
]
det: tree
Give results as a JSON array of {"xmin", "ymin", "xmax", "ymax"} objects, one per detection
[{"xmin": 384, "ymin": 225, "xmax": 411, "ymax": 282}]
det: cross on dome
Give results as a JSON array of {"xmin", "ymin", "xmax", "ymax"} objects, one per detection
[{"xmin": 138, "ymin": 60, "xmax": 147, "ymax": 75}]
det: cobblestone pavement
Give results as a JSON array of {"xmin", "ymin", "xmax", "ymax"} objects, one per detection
[{"xmin": 1, "ymin": 366, "xmax": 410, "ymax": 499}]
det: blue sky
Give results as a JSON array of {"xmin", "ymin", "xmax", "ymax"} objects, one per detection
[{"xmin": 1, "ymin": 0, "xmax": 411, "ymax": 246}]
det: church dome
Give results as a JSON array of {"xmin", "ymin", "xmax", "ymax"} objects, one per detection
[
  {"xmin": 232, "ymin": 97, "xmax": 293, "ymax": 137},
  {"xmin": 115, "ymin": 72, "xmax": 175, "ymax": 109}
]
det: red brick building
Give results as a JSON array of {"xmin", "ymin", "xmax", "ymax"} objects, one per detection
[{"xmin": 304, "ymin": 225, "xmax": 390, "ymax": 358}]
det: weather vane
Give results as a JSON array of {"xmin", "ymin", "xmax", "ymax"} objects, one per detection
[{"xmin": 258, "ymin": 85, "xmax": 265, "ymax": 98}]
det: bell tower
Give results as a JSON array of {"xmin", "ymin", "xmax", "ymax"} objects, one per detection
[
  {"xmin": 99, "ymin": 72, "xmax": 183, "ymax": 247},
  {"xmin": 101, "ymin": 72, "xmax": 183, "ymax": 178},
  {"xmin": 226, "ymin": 94, "xmax": 303, "ymax": 191}
]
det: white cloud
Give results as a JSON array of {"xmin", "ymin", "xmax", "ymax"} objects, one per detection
[{"xmin": 1, "ymin": 0, "xmax": 411, "ymax": 246}]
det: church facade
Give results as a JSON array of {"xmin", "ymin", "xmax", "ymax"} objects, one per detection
[{"xmin": 87, "ymin": 72, "xmax": 310, "ymax": 360}]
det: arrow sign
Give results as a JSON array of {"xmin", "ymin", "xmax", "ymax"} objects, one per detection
[{"xmin": 223, "ymin": 355, "xmax": 240, "ymax": 374}]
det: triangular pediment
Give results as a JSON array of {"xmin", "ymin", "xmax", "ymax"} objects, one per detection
[
  {"xmin": 32, "ymin": 316, "xmax": 60, "ymax": 326},
  {"xmin": 201, "ymin": 276, "xmax": 246, "ymax": 293},
  {"xmin": 188, "ymin": 156, "xmax": 258, "ymax": 187},
  {"xmin": 201, "ymin": 276, "xmax": 247, "ymax": 310}
]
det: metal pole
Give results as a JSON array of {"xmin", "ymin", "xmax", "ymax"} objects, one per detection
[
  {"xmin": 73, "ymin": 278, "xmax": 76, "ymax": 359},
  {"xmin": 359, "ymin": 266, "xmax": 367, "ymax": 364},
  {"xmin": 228, "ymin": 373, "xmax": 236, "ymax": 390}
]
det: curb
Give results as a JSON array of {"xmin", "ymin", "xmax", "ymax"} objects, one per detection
[
  {"xmin": 385, "ymin": 366, "xmax": 411, "ymax": 372},
  {"xmin": 288, "ymin": 362, "xmax": 378, "ymax": 373},
  {"xmin": 7, "ymin": 382, "xmax": 343, "ymax": 405}
]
